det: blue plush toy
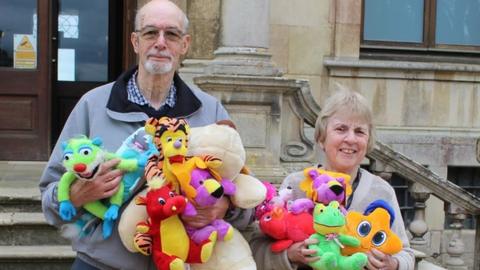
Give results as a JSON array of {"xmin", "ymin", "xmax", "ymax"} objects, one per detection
[{"xmin": 115, "ymin": 127, "xmax": 159, "ymax": 200}]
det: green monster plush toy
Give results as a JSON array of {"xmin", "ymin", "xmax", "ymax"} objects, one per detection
[
  {"xmin": 58, "ymin": 136, "xmax": 141, "ymax": 239},
  {"xmin": 308, "ymin": 201, "xmax": 368, "ymax": 270}
]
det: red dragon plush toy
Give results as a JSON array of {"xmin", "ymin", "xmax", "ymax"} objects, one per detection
[
  {"xmin": 259, "ymin": 201, "xmax": 316, "ymax": 252},
  {"xmin": 134, "ymin": 178, "xmax": 217, "ymax": 270}
]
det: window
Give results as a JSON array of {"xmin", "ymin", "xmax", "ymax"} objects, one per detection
[
  {"xmin": 57, "ymin": 0, "xmax": 109, "ymax": 82},
  {"xmin": 446, "ymin": 166, "xmax": 480, "ymax": 230},
  {"xmin": 389, "ymin": 173, "xmax": 415, "ymax": 226},
  {"xmin": 0, "ymin": 0, "xmax": 38, "ymax": 68},
  {"xmin": 362, "ymin": 0, "xmax": 480, "ymax": 55}
]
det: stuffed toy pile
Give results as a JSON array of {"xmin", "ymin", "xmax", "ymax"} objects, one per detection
[
  {"xmin": 307, "ymin": 201, "xmax": 367, "ymax": 270},
  {"xmin": 144, "ymin": 117, "xmax": 236, "ymax": 244},
  {"xmin": 58, "ymin": 136, "xmax": 149, "ymax": 239},
  {"xmin": 118, "ymin": 119, "xmax": 266, "ymax": 270}
]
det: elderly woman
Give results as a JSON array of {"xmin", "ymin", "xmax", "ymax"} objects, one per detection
[{"xmin": 250, "ymin": 89, "xmax": 415, "ymax": 270}]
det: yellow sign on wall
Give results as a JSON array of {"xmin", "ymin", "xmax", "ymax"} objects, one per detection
[{"xmin": 14, "ymin": 34, "xmax": 37, "ymax": 69}]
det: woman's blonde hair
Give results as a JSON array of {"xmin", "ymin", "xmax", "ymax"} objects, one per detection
[{"xmin": 314, "ymin": 89, "xmax": 376, "ymax": 153}]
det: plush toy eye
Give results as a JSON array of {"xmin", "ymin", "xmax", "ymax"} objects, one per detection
[
  {"xmin": 63, "ymin": 153, "xmax": 72, "ymax": 161},
  {"xmin": 263, "ymin": 215, "xmax": 272, "ymax": 222},
  {"xmin": 168, "ymin": 192, "xmax": 175, "ymax": 197},
  {"xmin": 78, "ymin": 146, "xmax": 92, "ymax": 156},
  {"xmin": 166, "ymin": 137, "xmax": 173, "ymax": 142},
  {"xmin": 357, "ymin": 221, "xmax": 371, "ymax": 237},
  {"xmin": 199, "ymin": 180, "xmax": 204, "ymax": 185},
  {"xmin": 372, "ymin": 231, "xmax": 387, "ymax": 246},
  {"xmin": 158, "ymin": 197, "xmax": 166, "ymax": 205}
]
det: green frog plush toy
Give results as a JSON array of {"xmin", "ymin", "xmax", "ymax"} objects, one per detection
[{"xmin": 308, "ymin": 201, "xmax": 368, "ymax": 270}]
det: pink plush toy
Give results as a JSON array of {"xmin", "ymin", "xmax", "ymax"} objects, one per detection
[
  {"xmin": 185, "ymin": 168, "xmax": 236, "ymax": 244},
  {"xmin": 254, "ymin": 182, "xmax": 295, "ymax": 220},
  {"xmin": 270, "ymin": 186, "xmax": 293, "ymax": 208},
  {"xmin": 254, "ymin": 181, "xmax": 277, "ymax": 220}
]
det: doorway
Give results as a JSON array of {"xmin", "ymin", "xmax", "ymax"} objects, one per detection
[
  {"xmin": 0, "ymin": 0, "xmax": 135, "ymax": 160},
  {"xmin": 51, "ymin": 0, "xmax": 124, "ymax": 145}
]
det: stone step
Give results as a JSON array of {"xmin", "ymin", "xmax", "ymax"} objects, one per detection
[
  {"xmin": 0, "ymin": 245, "xmax": 74, "ymax": 270},
  {"xmin": 0, "ymin": 187, "xmax": 42, "ymax": 212},
  {"xmin": 0, "ymin": 212, "xmax": 69, "ymax": 246}
]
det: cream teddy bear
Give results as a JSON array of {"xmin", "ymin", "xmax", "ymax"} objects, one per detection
[{"xmin": 118, "ymin": 122, "xmax": 266, "ymax": 270}]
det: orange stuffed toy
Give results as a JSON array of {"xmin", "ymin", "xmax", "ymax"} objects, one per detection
[{"xmin": 342, "ymin": 200, "xmax": 402, "ymax": 256}]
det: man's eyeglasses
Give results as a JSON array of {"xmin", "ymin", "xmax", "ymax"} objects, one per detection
[{"xmin": 135, "ymin": 27, "xmax": 185, "ymax": 43}]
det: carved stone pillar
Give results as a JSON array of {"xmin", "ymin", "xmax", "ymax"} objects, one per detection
[
  {"xmin": 205, "ymin": 0, "xmax": 280, "ymax": 77},
  {"xmin": 445, "ymin": 204, "xmax": 468, "ymax": 270},
  {"xmin": 408, "ymin": 183, "xmax": 430, "ymax": 253}
]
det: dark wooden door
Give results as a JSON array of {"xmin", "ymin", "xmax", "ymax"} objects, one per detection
[
  {"xmin": 0, "ymin": 0, "xmax": 134, "ymax": 160},
  {"xmin": 0, "ymin": 0, "xmax": 50, "ymax": 160}
]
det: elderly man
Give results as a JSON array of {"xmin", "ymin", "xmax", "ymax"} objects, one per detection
[{"xmin": 39, "ymin": 1, "xmax": 240, "ymax": 269}]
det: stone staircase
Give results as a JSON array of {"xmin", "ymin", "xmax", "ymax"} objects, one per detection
[{"xmin": 0, "ymin": 162, "xmax": 75, "ymax": 270}]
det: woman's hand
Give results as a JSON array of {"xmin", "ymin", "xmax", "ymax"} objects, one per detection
[
  {"xmin": 366, "ymin": 248, "xmax": 399, "ymax": 270},
  {"xmin": 181, "ymin": 196, "xmax": 230, "ymax": 228},
  {"xmin": 69, "ymin": 159, "xmax": 123, "ymax": 207},
  {"xmin": 287, "ymin": 238, "xmax": 320, "ymax": 265}
]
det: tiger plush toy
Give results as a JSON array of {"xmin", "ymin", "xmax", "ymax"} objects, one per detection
[{"xmin": 144, "ymin": 117, "xmax": 222, "ymax": 200}]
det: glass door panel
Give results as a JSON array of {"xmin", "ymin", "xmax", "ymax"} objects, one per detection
[
  {"xmin": 52, "ymin": 0, "xmax": 123, "ymax": 144},
  {"xmin": 57, "ymin": 0, "xmax": 109, "ymax": 82},
  {"xmin": 0, "ymin": 0, "xmax": 38, "ymax": 69}
]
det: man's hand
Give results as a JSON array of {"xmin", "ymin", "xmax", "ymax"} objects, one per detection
[
  {"xmin": 366, "ymin": 248, "xmax": 399, "ymax": 270},
  {"xmin": 287, "ymin": 238, "xmax": 320, "ymax": 265},
  {"xmin": 181, "ymin": 196, "xmax": 230, "ymax": 228},
  {"xmin": 69, "ymin": 159, "xmax": 123, "ymax": 207}
]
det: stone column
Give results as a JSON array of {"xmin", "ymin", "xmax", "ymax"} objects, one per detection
[{"xmin": 206, "ymin": 0, "xmax": 280, "ymax": 76}]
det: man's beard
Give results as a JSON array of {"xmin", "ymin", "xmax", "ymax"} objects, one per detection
[{"xmin": 144, "ymin": 59, "xmax": 173, "ymax": 74}]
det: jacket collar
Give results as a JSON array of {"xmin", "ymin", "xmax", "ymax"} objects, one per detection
[{"xmin": 106, "ymin": 65, "xmax": 202, "ymax": 119}]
